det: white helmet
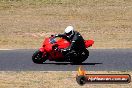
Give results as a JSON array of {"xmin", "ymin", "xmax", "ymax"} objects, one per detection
[{"xmin": 64, "ymin": 26, "xmax": 74, "ymax": 38}]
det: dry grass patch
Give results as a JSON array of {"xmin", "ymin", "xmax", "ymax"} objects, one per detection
[{"xmin": 0, "ymin": 0, "xmax": 132, "ymax": 49}]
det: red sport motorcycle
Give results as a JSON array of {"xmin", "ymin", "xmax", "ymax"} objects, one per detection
[{"xmin": 32, "ymin": 35, "xmax": 94, "ymax": 64}]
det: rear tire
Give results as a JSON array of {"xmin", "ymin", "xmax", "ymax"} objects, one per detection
[
  {"xmin": 70, "ymin": 49, "xmax": 89, "ymax": 64},
  {"xmin": 80, "ymin": 49, "xmax": 89, "ymax": 62},
  {"xmin": 32, "ymin": 50, "xmax": 47, "ymax": 64}
]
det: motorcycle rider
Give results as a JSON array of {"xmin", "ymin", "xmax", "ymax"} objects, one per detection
[{"xmin": 55, "ymin": 26, "xmax": 86, "ymax": 55}]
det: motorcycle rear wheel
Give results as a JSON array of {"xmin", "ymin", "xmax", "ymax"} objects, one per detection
[
  {"xmin": 32, "ymin": 50, "xmax": 47, "ymax": 64},
  {"xmin": 70, "ymin": 49, "xmax": 89, "ymax": 64},
  {"xmin": 80, "ymin": 49, "xmax": 89, "ymax": 62}
]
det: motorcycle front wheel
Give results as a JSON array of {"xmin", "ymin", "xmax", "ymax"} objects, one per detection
[{"xmin": 32, "ymin": 50, "xmax": 47, "ymax": 64}]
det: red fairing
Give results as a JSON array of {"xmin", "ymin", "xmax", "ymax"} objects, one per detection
[
  {"xmin": 39, "ymin": 37, "xmax": 70, "ymax": 60},
  {"xmin": 56, "ymin": 38, "xmax": 70, "ymax": 49},
  {"xmin": 39, "ymin": 38, "xmax": 50, "ymax": 52},
  {"xmin": 39, "ymin": 47, "xmax": 45, "ymax": 52},
  {"xmin": 84, "ymin": 40, "xmax": 94, "ymax": 48},
  {"xmin": 42, "ymin": 38, "xmax": 50, "ymax": 46}
]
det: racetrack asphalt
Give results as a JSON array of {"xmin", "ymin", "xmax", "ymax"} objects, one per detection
[{"xmin": 0, "ymin": 49, "xmax": 132, "ymax": 71}]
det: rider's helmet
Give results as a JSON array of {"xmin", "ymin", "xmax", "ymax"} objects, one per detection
[{"xmin": 64, "ymin": 26, "xmax": 75, "ymax": 38}]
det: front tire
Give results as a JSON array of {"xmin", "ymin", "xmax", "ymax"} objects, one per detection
[{"xmin": 32, "ymin": 50, "xmax": 47, "ymax": 64}]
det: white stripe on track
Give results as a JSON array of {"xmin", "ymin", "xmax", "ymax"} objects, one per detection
[{"xmin": 0, "ymin": 49, "xmax": 14, "ymax": 50}]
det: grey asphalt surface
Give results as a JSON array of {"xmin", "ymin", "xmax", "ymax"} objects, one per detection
[{"xmin": 0, "ymin": 49, "xmax": 132, "ymax": 71}]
